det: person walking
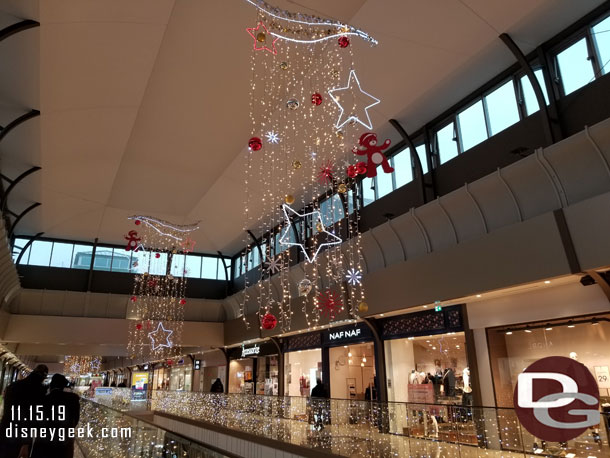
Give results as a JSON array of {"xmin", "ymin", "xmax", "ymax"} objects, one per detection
[
  {"xmin": 210, "ymin": 378, "xmax": 224, "ymax": 393},
  {"xmin": 0, "ymin": 364, "xmax": 49, "ymax": 458},
  {"xmin": 310, "ymin": 379, "xmax": 329, "ymax": 431},
  {"xmin": 31, "ymin": 374, "xmax": 80, "ymax": 458}
]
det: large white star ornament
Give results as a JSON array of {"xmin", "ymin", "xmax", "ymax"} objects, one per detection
[
  {"xmin": 148, "ymin": 322, "xmax": 173, "ymax": 351},
  {"xmin": 328, "ymin": 70, "xmax": 380, "ymax": 130},
  {"xmin": 265, "ymin": 131, "xmax": 280, "ymax": 144},
  {"xmin": 265, "ymin": 257, "xmax": 281, "ymax": 274},
  {"xmin": 346, "ymin": 268, "xmax": 362, "ymax": 285},
  {"xmin": 279, "ymin": 204, "xmax": 342, "ymax": 263}
]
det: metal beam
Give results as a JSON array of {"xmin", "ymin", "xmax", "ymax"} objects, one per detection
[
  {"xmin": 8, "ymin": 202, "xmax": 40, "ymax": 238},
  {"xmin": 586, "ymin": 270, "xmax": 610, "ymax": 304},
  {"xmin": 0, "ymin": 109, "xmax": 40, "ymax": 143},
  {"xmin": 14, "ymin": 232, "xmax": 44, "ymax": 265},
  {"xmin": 1, "ymin": 166, "xmax": 41, "ymax": 213},
  {"xmin": 0, "ymin": 19, "xmax": 39, "ymax": 43},
  {"xmin": 500, "ymin": 33, "xmax": 556, "ymax": 146}
]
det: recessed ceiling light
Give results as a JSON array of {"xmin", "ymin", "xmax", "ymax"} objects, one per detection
[
  {"xmin": 524, "ymin": 329, "xmax": 532, "ymax": 333},
  {"xmin": 505, "ymin": 331, "xmax": 513, "ymax": 335},
  {"xmin": 545, "ymin": 325, "xmax": 552, "ymax": 331},
  {"xmin": 423, "ymin": 305, "xmax": 428, "ymax": 308},
  {"xmin": 567, "ymin": 321, "xmax": 575, "ymax": 328},
  {"xmin": 544, "ymin": 280, "xmax": 551, "ymax": 284},
  {"xmin": 432, "ymin": 346, "xmax": 436, "ymax": 350},
  {"xmin": 476, "ymin": 294, "xmax": 481, "ymax": 298},
  {"xmin": 379, "ymin": 314, "xmax": 384, "ymax": 317}
]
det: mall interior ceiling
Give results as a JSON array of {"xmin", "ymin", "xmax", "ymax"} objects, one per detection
[{"xmin": 0, "ymin": 0, "xmax": 610, "ymax": 378}]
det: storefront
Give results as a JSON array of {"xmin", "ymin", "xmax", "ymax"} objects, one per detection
[
  {"xmin": 487, "ymin": 312, "xmax": 610, "ymax": 408},
  {"xmin": 195, "ymin": 349, "xmax": 227, "ymax": 392},
  {"xmin": 169, "ymin": 359, "xmax": 193, "ymax": 391},
  {"xmin": 283, "ymin": 332, "xmax": 323, "ymax": 397},
  {"xmin": 152, "ymin": 365, "xmax": 171, "ymax": 390},
  {"xmin": 382, "ymin": 306, "xmax": 471, "ymax": 406},
  {"xmin": 227, "ymin": 341, "xmax": 279, "ymax": 395}
]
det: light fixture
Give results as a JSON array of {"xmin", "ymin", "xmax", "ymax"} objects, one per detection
[
  {"xmin": 567, "ymin": 321, "xmax": 575, "ymax": 328},
  {"xmin": 343, "ymin": 345, "xmax": 348, "ymax": 348},
  {"xmin": 524, "ymin": 328, "xmax": 532, "ymax": 333},
  {"xmin": 505, "ymin": 331, "xmax": 513, "ymax": 335},
  {"xmin": 476, "ymin": 294, "xmax": 482, "ymax": 298},
  {"xmin": 544, "ymin": 280, "xmax": 551, "ymax": 284},
  {"xmin": 348, "ymin": 352, "xmax": 352, "ymax": 357},
  {"xmin": 592, "ymin": 318, "xmax": 600, "ymax": 325},
  {"xmin": 349, "ymin": 359, "xmax": 352, "ymax": 364},
  {"xmin": 432, "ymin": 346, "xmax": 437, "ymax": 350},
  {"xmin": 423, "ymin": 305, "xmax": 428, "ymax": 308},
  {"xmin": 379, "ymin": 314, "xmax": 384, "ymax": 317},
  {"xmin": 360, "ymin": 362, "xmax": 365, "ymax": 367},
  {"xmin": 362, "ymin": 356, "xmax": 367, "ymax": 363},
  {"xmin": 545, "ymin": 324, "xmax": 552, "ymax": 331}
]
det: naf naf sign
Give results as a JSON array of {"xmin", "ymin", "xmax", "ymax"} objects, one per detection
[{"xmin": 324, "ymin": 323, "xmax": 371, "ymax": 346}]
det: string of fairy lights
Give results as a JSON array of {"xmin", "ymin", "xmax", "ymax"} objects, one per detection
[
  {"xmin": 63, "ymin": 355, "xmax": 102, "ymax": 376},
  {"xmin": 241, "ymin": 0, "xmax": 376, "ymax": 333},
  {"xmin": 125, "ymin": 216, "xmax": 199, "ymax": 360}
]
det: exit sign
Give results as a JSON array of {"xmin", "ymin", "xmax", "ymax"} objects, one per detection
[{"xmin": 434, "ymin": 305, "xmax": 442, "ymax": 312}]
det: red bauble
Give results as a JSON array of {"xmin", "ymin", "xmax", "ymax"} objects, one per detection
[
  {"xmin": 338, "ymin": 36, "xmax": 350, "ymax": 48},
  {"xmin": 135, "ymin": 323, "xmax": 142, "ymax": 330},
  {"xmin": 248, "ymin": 137, "xmax": 262, "ymax": 151},
  {"xmin": 311, "ymin": 93, "xmax": 323, "ymax": 106},
  {"xmin": 135, "ymin": 220, "xmax": 141, "ymax": 226},
  {"xmin": 356, "ymin": 161, "xmax": 367, "ymax": 175},
  {"xmin": 167, "ymin": 359, "xmax": 173, "ymax": 366},
  {"xmin": 347, "ymin": 165, "xmax": 358, "ymax": 178},
  {"xmin": 261, "ymin": 312, "xmax": 278, "ymax": 330},
  {"xmin": 155, "ymin": 253, "xmax": 161, "ymax": 259},
  {"xmin": 179, "ymin": 298, "xmax": 186, "ymax": 305},
  {"xmin": 130, "ymin": 295, "xmax": 137, "ymax": 302}
]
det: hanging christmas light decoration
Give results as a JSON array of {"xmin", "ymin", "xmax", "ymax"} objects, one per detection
[
  {"xmin": 126, "ymin": 216, "xmax": 199, "ymax": 360},
  {"xmin": 241, "ymin": 0, "xmax": 376, "ymax": 332},
  {"xmin": 64, "ymin": 356, "xmax": 102, "ymax": 376}
]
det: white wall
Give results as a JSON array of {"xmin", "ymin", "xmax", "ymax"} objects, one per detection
[{"xmin": 284, "ymin": 349, "xmax": 321, "ymax": 397}]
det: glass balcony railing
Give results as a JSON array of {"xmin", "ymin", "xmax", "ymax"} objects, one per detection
[
  {"xmin": 77, "ymin": 397, "xmax": 230, "ymax": 458},
  {"xmin": 86, "ymin": 388, "xmax": 610, "ymax": 458}
]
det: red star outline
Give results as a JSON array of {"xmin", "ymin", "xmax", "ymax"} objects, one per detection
[{"xmin": 246, "ymin": 22, "xmax": 279, "ymax": 55}]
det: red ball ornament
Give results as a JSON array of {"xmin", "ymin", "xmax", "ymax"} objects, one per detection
[
  {"xmin": 311, "ymin": 93, "xmax": 323, "ymax": 106},
  {"xmin": 347, "ymin": 165, "xmax": 358, "ymax": 178},
  {"xmin": 179, "ymin": 298, "xmax": 186, "ymax": 305},
  {"xmin": 248, "ymin": 137, "xmax": 262, "ymax": 151},
  {"xmin": 356, "ymin": 161, "xmax": 367, "ymax": 175},
  {"xmin": 134, "ymin": 220, "xmax": 141, "ymax": 226},
  {"xmin": 261, "ymin": 312, "xmax": 278, "ymax": 330},
  {"xmin": 136, "ymin": 323, "xmax": 142, "ymax": 330},
  {"xmin": 338, "ymin": 36, "xmax": 350, "ymax": 48},
  {"xmin": 130, "ymin": 295, "xmax": 137, "ymax": 302},
  {"xmin": 167, "ymin": 359, "xmax": 173, "ymax": 366},
  {"xmin": 155, "ymin": 253, "xmax": 161, "ymax": 259}
]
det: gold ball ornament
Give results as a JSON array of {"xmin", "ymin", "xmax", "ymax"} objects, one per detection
[
  {"xmin": 279, "ymin": 61, "xmax": 289, "ymax": 70},
  {"xmin": 335, "ymin": 130, "xmax": 344, "ymax": 140},
  {"xmin": 338, "ymin": 183, "xmax": 347, "ymax": 193},
  {"xmin": 358, "ymin": 302, "xmax": 369, "ymax": 313},
  {"xmin": 331, "ymin": 68, "xmax": 340, "ymax": 79},
  {"xmin": 292, "ymin": 160, "xmax": 302, "ymax": 169},
  {"xmin": 316, "ymin": 222, "xmax": 323, "ymax": 232},
  {"xmin": 285, "ymin": 194, "xmax": 295, "ymax": 205},
  {"xmin": 256, "ymin": 32, "xmax": 266, "ymax": 42}
]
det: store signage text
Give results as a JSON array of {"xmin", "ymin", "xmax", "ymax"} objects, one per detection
[
  {"xmin": 241, "ymin": 344, "xmax": 260, "ymax": 358},
  {"xmin": 329, "ymin": 328, "xmax": 361, "ymax": 341}
]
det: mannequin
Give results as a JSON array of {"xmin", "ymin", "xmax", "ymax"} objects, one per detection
[
  {"xmin": 462, "ymin": 367, "xmax": 473, "ymax": 406},
  {"xmin": 409, "ymin": 370, "xmax": 419, "ymax": 384}
]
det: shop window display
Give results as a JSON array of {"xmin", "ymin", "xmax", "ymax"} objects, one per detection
[
  {"xmin": 153, "ymin": 367, "xmax": 170, "ymax": 390},
  {"xmin": 329, "ymin": 343, "xmax": 376, "ymax": 400},
  {"xmin": 228, "ymin": 358, "xmax": 254, "ymax": 394},
  {"xmin": 385, "ymin": 332, "xmax": 470, "ymax": 405},
  {"xmin": 256, "ymin": 355, "xmax": 279, "ymax": 395},
  {"xmin": 284, "ymin": 349, "xmax": 322, "ymax": 397},
  {"xmin": 169, "ymin": 364, "xmax": 192, "ymax": 391}
]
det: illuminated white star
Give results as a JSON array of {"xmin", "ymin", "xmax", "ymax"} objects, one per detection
[
  {"xmin": 279, "ymin": 204, "xmax": 342, "ymax": 263},
  {"xmin": 148, "ymin": 322, "xmax": 173, "ymax": 351},
  {"xmin": 264, "ymin": 257, "xmax": 281, "ymax": 274},
  {"xmin": 265, "ymin": 131, "xmax": 280, "ymax": 144},
  {"xmin": 346, "ymin": 268, "xmax": 362, "ymax": 285},
  {"xmin": 328, "ymin": 70, "xmax": 380, "ymax": 130}
]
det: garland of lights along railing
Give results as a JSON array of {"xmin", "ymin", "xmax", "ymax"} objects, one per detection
[
  {"xmin": 241, "ymin": 1, "xmax": 393, "ymax": 332},
  {"xmin": 124, "ymin": 216, "xmax": 199, "ymax": 360}
]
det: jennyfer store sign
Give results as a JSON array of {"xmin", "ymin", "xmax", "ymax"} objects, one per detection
[{"xmin": 241, "ymin": 344, "xmax": 260, "ymax": 358}]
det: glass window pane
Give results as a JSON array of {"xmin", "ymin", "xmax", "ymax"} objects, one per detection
[
  {"xmin": 457, "ymin": 101, "xmax": 487, "ymax": 151},
  {"xmin": 234, "ymin": 256, "xmax": 241, "ymax": 278},
  {"xmin": 593, "ymin": 16, "xmax": 610, "ymax": 76},
  {"xmin": 436, "ymin": 122, "xmax": 459, "ymax": 164},
  {"xmin": 259, "ymin": 243, "xmax": 267, "ymax": 264},
  {"xmin": 110, "ymin": 248, "xmax": 131, "ymax": 272},
  {"xmin": 149, "ymin": 253, "xmax": 168, "ymax": 275},
  {"xmin": 12, "ymin": 237, "xmax": 29, "ymax": 264},
  {"xmin": 201, "ymin": 256, "xmax": 217, "ymax": 279},
  {"xmin": 93, "ymin": 249, "xmax": 113, "ymax": 271},
  {"xmin": 362, "ymin": 176, "xmax": 375, "ymax": 206},
  {"xmin": 557, "ymin": 37, "xmax": 595, "ymax": 95},
  {"xmin": 49, "ymin": 242, "xmax": 73, "ymax": 268},
  {"xmin": 485, "ymin": 80, "xmax": 520, "ymax": 135},
  {"xmin": 520, "ymin": 69, "xmax": 549, "ymax": 116},
  {"xmin": 27, "ymin": 240, "xmax": 53, "ymax": 266},
  {"xmin": 347, "ymin": 190, "xmax": 355, "ymax": 214},
  {"xmin": 72, "ymin": 244, "xmax": 93, "ymax": 269},
  {"xmin": 376, "ymin": 169, "xmax": 393, "ymax": 199},
  {"xmin": 130, "ymin": 250, "xmax": 151, "ymax": 274},
  {"xmin": 331, "ymin": 194, "xmax": 344, "ymax": 222},
  {"xmin": 416, "ymin": 144, "xmax": 428, "ymax": 174},
  {"xmin": 184, "ymin": 255, "xmax": 201, "ymax": 278},
  {"xmin": 170, "ymin": 254, "xmax": 185, "ymax": 277},
  {"xmin": 393, "ymin": 149, "xmax": 413, "ymax": 188}
]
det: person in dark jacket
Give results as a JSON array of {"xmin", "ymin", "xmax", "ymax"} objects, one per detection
[
  {"xmin": 210, "ymin": 378, "xmax": 224, "ymax": 393},
  {"xmin": 31, "ymin": 374, "xmax": 80, "ymax": 458},
  {"xmin": 0, "ymin": 364, "xmax": 48, "ymax": 458},
  {"xmin": 310, "ymin": 379, "xmax": 328, "ymax": 431}
]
